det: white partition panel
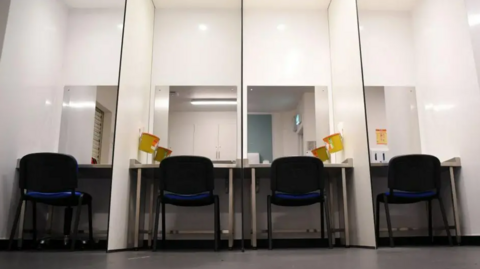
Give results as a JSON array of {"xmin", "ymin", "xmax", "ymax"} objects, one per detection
[
  {"xmin": 465, "ymin": 0, "xmax": 480, "ymax": 87},
  {"xmin": 328, "ymin": 0, "xmax": 376, "ymax": 247},
  {"xmin": 0, "ymin": 0, "xmax": 67, "ymax": 239},
  {"xmin": 412, "ymin": 0, "xmax": 480, "ymax": 235},
  {"xmin": 108, "ymin": 0, "xmax": 154, "ymax": 250}
]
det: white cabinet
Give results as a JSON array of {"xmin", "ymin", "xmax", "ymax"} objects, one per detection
[{"xmin": 193, "ymin": 123, "xmax": 236, "ymax": 160}]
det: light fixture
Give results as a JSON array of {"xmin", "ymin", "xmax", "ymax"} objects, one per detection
[
  {"xmin": 277, "ymin": 24, "xmax": 286, "ymax": 31},
  {"xmin": 198, "ymin": 24, "xmax": 208, "ymax": 31},
  {"xmin": 469, "ymin": 14, "xmax": 480, "ymax": 27},
  {"xmin": 191, "ymin": 99, "xmax": 237, "ymax": 105},
  {"xmin": 45, "ymin": 100, "xmax": 52, "ymax": 105}
]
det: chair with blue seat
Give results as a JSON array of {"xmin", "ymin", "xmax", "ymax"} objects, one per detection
[
  {"xmin": 267, "ymin": 156, "xmax": 332, "ymax": 249},
  {"xmin": 152, "ymin": 156, "xmax": 220, "ymax": 251},
  {"xmin": 8, "ymin": 153, "xmax": 93, "ymax": 250},
  {"xmin": 375, "ymin": 154, "xmax": 452, "ymax": 247}
]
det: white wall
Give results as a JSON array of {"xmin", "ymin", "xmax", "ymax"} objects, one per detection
[
  {"xmin": 58, "ymin": 86, "xmax": 97, "ymax": 164},
  {"xmin": 412, "ymin": 0, "xmax": 480, "ymax": 235},
  {"xmin": 358, "ymin": 11, "xmax": 416, "ymax": 87},
  {"xmin": 315, "ymin": 86, "xmax": 330, "ymax": 143},
  {"xmin": 0, "ymin": 0, "xmax": 67, "ymax": 239},
  {"xmin": 153, "ymin": 86, "xmax": 170, "ymax": 148},
  {"xmin": 364, "ymin": 87, "xmax": 388, "ymax": 150},
  {"xmin": 62, "ymin": 9, "xmax": 124, "ymax": 86},
  {"xmin": 328, "ymin": 0, "xmax": 376, "ymax": 247},
  {"xmin": 108, "ymin": 0, "xmax": 154, "ymax": 250},
  {"xmin": 464, "ymin": 0, "xmax": 480, "ymax": 87},
  {"xmin": 272, "ymin": 110, "xmax": 299, "ymax": 159}
]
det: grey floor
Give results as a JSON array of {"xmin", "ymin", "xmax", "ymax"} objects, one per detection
[{"xmin": 1, "ymin": 248, "xmax": 480, "ymax": 269}]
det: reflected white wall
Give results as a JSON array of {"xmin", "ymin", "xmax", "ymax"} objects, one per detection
[
  {"xmin": 58, "ymin": 86, "xmax": 97, "ymax": 164},
  {"xmin": 328, "ymin": 0, "xmax": 375, "ymax": 247},
  {"xmin": 465, "ymin": 0, "xmax": 480, "ymax": 87},
  {"xmin": 108, "ymin": 0, "xmax": 154, "ymax": 250},
  {"xmin": 0, "ymin": 0, "xmax": 67, "ymax": 239}
]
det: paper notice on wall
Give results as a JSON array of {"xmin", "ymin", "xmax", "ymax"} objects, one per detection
[{"xmin": 376, "ymin": 129, "xmax": 387, "ymax": 145}]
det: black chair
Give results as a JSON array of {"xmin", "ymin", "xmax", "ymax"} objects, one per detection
[
  {"xmin": 375, "ymin": 154, "xmax": 452, "ymax": 247},
  {"xmin": 9, "ymin": 153, "xmax": 94, "ymax": 250},
  {"xmin": 152, "ymin": 156, "xmax": 220, "ymax": 251},
  {"xmin": 267, "ymin": 156, "xmax": 332, "ymax": 249}
]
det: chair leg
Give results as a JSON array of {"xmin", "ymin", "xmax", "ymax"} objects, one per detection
[
  {"xmin": 428, "ymin": 200, "xmax": 433, "ymax": 242},
  {"xmin": 320, "ymin": 201, "xmax": 325, "ymax": 239},
  {"xmin": 375, "ymin": 198, "xmax": 380, "ymax": 247},
  {"xmin": 88, "ymin": 202, "xmax": 94, "ymax": 242},
  {"xmin": 71, "ymin": 196, "xmax": 83, "ymax": 251},
  {"xmin": 383, "ymin": 195, "xmax": 394, "ymax": 247},
  {"xmin": 214, "ymin": 196, "xmax": 220, "ymax": 251},
  {"xmin": 8, "ymin": 198, "xmax": 24, "ymax": 250},
  {"xmin": 161, "ymin": 201, "xmax": 166, "ymax": 249},
  {"xmin": 267, "ymin": 195, "xmax": 272, "ymax": 250},
  {"xmin": 324, "ymin": 195, "xmax": 333, "ymax": 249},
  {"xmin": 438, "ymin": 197, "xmax": 453, "ymax": 246},
  {"xmin": 32, "ymin": 202, "xmax": 37, "ymax": 244},
  {"xmin": 153, "ymin": 196, "xmax": 161, "ymax": 251}
]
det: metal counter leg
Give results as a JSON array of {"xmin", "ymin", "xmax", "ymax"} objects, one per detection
[
  {"xmin": 134, "ymin": 168, "xmax": 142, "ymax": 249},
  {"xmin": 228, "ymin": 168, "xmax": 234, "ymax": 249},
  {"xmin": 251, "ymin": 168, "xmax": 257, "ymax": 249},
  {"xmin": 341, "ymin": 168, "xmax": 350, "ymax": 247},
  {"xmin": 449, "ymin": 167, "xmax": 461, "ymax": 244},
  {"xmin": 148, "ymin": 177, "xmax": 155, "ymax": 247}
]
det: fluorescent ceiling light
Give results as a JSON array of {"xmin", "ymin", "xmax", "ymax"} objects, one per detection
[
  {"xmin": 277, "ymin": 24, "xmax": 286, "ymax": 31},
  {"xmin": 469, "ymin": 14, "xmax": 480, "ymax": 26},
  {"xmin": 191, "ymin": 99, "xmax": 237, "ymax": 105},
  {"xmin": 198, "ymin": 24, "xmax": 208, "ymax": 31}
]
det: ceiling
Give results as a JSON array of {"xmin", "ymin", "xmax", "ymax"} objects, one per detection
[
  {"xmin": 248, "ymin": 86, "xmax": 314, "ymax": 113},
  {"xmin": 167, "ymin": 85, "xmax": 315, "ymax": 113},
  {"xmin": 63, "ymin": 0, "xmax": 419, "ymax": 11},
  {"xmin": 168, "ymin": 86, "xmax": 238, "ymax": 112}
]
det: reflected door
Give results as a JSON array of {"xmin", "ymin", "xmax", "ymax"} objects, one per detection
[{"xmin": 170, "ymin": 124, "xmax": 194, "ymax": 156}]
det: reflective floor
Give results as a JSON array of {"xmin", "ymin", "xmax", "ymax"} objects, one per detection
[{"xmin": 1, "ymin": 248, "xmax": 480, "ymax": 269}]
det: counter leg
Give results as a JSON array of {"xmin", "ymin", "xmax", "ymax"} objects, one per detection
[
  {"xmin": 449, "ymin": 167, "xmax": 461, "ymax": 244},
  {"xmin": 251, "ymin": 168, "xmax": 257, "ymax": 249},
  {"xmin": 17, "ymin": 200, "xmax": 26, "ymax": 248},
  {"xmin": 134, "ymin": 168, "xmax": 142, "ymax": 249},
  {"xmin": 228, "ymin": 168, "xmax": 234, "ymax": 249},
  {"xmin": 148, "ymin": 176, "xmax": 155, "ymax": 247},
  {"xmin": 341, "ymin": 168, "xmax": 350, "ymax": 247}
]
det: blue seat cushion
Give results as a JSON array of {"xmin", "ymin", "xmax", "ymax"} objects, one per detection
[
  {"xmin": 26, "ymin": 191, "xmax": 82, "ymax": 199},
  {"xmin": 275, "ymin": 193, "xmax": 321, "ymax": 200},
  {"xmin": 385, "ymin": 191, "xmax": 436, "ymax": 198},
  {"xmin": 164, "ymin": 193, "xmax": 211, "ymax": 200}
]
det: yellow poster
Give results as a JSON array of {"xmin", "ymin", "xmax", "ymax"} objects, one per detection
[{"xmin": 376, "ymin": 129, "xmax": 387, "ymax": 145}]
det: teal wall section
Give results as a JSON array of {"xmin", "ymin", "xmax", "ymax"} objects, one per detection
[{"xmin": 248, "ymin": 114, "xmax": 273, "ymax": 162}]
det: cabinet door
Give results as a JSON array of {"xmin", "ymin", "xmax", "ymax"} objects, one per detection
[
  {"xmin": 169, "ymin": 124, "xmax": 194, "ymax": 156},
  {"xmin": 193, "ymin": 124, "xmax": 218, "ymax": 160},
  {"xmin": 218, "ymin": 124, "xmax": 236, "ymax": 160}
]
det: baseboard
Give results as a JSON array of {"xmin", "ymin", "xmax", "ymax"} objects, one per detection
[
  {"xmin": 0, "ymin": 239, "xmax": 107, "ymax": 251},
  {"xmin": 377, "ymin": 236, "xmax": 468, "ymax": 247}
]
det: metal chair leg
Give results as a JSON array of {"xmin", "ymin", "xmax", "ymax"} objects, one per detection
[
  {"xmin": 320, "ymin": 201, "xmax": 325, "ymax": 239},
  {"xmin": 161, "ymin": 201, "xmax": 166, "ymax": 249},
  {"xmin": 71, "ymin": 196, "xmax": 83, "ymax": 251},
  {"xmin": 324, "ymin": 195, "xmax": 333, "ymax": 249},
  {"xmin": 438, "ymin": 197, "xmax": 453, "ymax": 246},
  {"xmin": 32, "ymin": 202, "xmax": 37, "ymax": 244},
  {"xmin": 383, "ymin": 195, "xmax": 394, "ymax": 247},
  {"xmin": 8, "ymin": 198, "xmax": 23, "ymax": 250},
  {"xmin": 214, "ymin": 196, "xmax": 220, "ymax": 251},
  {"xmin": 88, "ymin": 202, "xmax": 94, "ymax": 242},
  {"xmin": 375, "ymin": 198, "xmax": 380, "ymax": 246},
  {"xmin": 152, "ymin": 196, "xmax": 161, "ymax": 251},
  {"xmin": 267, "ymin": 195, "xmax": 272, "ymax": 250},
  {"xmin": 428, "ymin": 200, "xmax": 433, "ymax": 242}
]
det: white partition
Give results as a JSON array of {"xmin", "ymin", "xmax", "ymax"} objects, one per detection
[
  {"xmin": 108, "ymin": 0, "xmax": 154, "ymax": 250},
  {"xmin": 328, "ymin": 0, "xmax": 376, "ymax": 247}
]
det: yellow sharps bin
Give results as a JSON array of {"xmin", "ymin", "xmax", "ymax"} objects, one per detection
[
  {"xmin": 138, "ymin": 133, "xmax": 160, "ymax": 153},
  {"xmin": 311, "ymin": 146, "xmax": 329, "ymax": 162},
  {"xmin": 154, "ymin": 147, "xmax": 173, "ymax": 162},
  {"xmin": 323, "ymin": 133, "xmax": 343, "ymax": 153}
]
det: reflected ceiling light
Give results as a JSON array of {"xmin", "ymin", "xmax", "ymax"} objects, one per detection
[
  {"xmin": 117, "ymin": 24, "xmax": 123, "ymax": 30},
  {"xmin": 198, "ymin": 24, "xmax": 208, "ymax": 31},
  {"xmin": 45, "ymin": 100, "xmax": 52, "ymax": 105},
  {"xmin": 469, "ymin": 14, "xmax": 480, "ymax": 26},
  {"xmin": 63, "ymin": 102, "xmax": 95, "ymax": 108},
  {"xmin": 191, "ymin": 99, "xmax": 237, "ymax": 105},
  {"xmin": 277, "ymin": 24, "xmax": 286, "ymax": 31}
]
